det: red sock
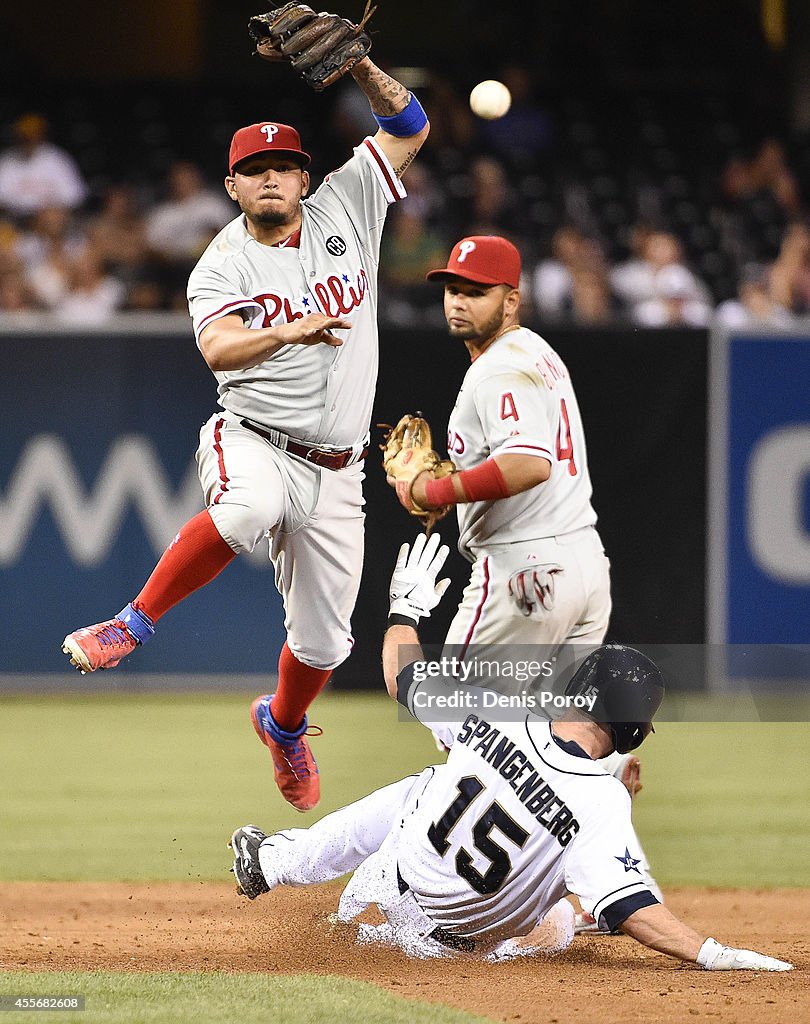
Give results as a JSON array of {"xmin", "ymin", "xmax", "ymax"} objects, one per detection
[
  {"xmin": 133, "ymin": 509, "xmax": 236, "ymax": 622},
  {"xmin": 271, "ymin": 642, "xmax": 332, "ymax": 731}
]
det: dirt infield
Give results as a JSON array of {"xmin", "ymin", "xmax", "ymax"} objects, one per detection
[{"xmin": 1, "ymin": 883, "xmax": 805, "ymax": 1023}]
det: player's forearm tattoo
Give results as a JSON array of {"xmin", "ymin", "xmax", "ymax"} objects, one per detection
[
  {"xmin": 394, "ymin": 148, "xmax": 419, "ymax": 177},
  {"xmin": 351, "ymin": 59, "xmax": 409, "ymax": 116}
]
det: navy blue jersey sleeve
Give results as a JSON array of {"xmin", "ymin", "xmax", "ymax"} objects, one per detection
[{"xmin": 599, "ymin": 890, "xmax": 660, "ymax": 933}]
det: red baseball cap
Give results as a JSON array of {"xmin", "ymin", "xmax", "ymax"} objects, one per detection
[
  {"xmin": 228, "ymin": 122, "xmax": 311, "ymax": 174},
  {"xmin": 426, "ymin": 236, "xmax": 522, "ymax": 288}
]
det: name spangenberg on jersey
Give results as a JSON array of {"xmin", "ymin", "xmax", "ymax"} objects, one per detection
[
  {"xmin": 396, "ymin": 689, "xmax": 654, "ymax": 945},
  {"xmin": 187, "ymin": 137, "xmax": 405, "ymax": 449},
  {"xmin": 446, "ymin": 327, "xmax": 597, "ymax": 558}
]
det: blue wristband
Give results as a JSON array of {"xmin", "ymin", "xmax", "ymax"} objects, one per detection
[{"xmin": 373, "ymin": 93, "xmax": 428, "ymax": 138}]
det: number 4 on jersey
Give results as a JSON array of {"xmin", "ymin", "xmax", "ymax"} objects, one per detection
[
  {"xmin": 500, "ymin": 392, "xmax": 519, "ymax": 421},
  {"xmin": 556, "ymin": 398, "xmax": 578, "ymax": 476}
]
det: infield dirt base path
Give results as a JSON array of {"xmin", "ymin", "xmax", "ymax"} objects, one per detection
[{"xmin": 1, "ymin": 884, "xmax": 806, "ymax": 1024}]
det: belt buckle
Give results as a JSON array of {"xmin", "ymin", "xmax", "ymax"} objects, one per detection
[
  {"xmin": 299, "ymin": 445, "xmax": 356, "ymax": 470},
  {"xmin": 312, "ymin": 448, "xmax": 341, "ymax": 469},
  {"xmin": 304, "ymin": 447, "xmax": 325, "ymax": 467}
]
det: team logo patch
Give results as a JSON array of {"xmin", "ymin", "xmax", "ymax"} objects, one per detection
[
  {"xmin": 614, "ymin": 847, "xmax": 642, "ymax": 874},
  {"xmin": 457, "ymin": 240, "xmax": 477, "ymax": 262},
  {"xmin": 326, "ymin": 235, "xmax": 347, "ymax": 256}
]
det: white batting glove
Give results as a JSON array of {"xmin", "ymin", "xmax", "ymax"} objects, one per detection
[
  {"xmin": 389, "ymin": 533, "xmax": 451, "ymax": 624},
  {"xmin": 508, "ymin": 563, "xmax": 564, "ymax": 616},
  {"xmin": 697, "ymin": 937, "xmax": 793, "ymax": 971}
]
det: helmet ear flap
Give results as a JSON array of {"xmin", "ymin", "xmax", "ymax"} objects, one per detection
[{"xmin": 610, "ymin": 720, "xmax": 653, "ymax": 754}]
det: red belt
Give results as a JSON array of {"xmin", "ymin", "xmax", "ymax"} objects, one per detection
[{"xmin": 240, "ymin": 419, "xmax": 367, "ymax": 472}]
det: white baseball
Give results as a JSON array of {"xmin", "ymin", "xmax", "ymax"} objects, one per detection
[{"xmin": 469, "ymin": 80, "xmax": 512, "ymax": 120}]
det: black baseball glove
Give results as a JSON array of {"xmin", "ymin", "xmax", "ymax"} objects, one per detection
[{"xmin": 248, "ymin": 2, "xmax": 376, "ymax": 92}]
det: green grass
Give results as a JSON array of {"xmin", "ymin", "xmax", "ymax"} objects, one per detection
[
  {"xmin": 0, "ymin": 692, "xmax": 438, "ymax": 882},
  {"xmin": 0, "ymin": 973, "xmax": 495, "ymax": 1024},
  {"xmin": 0, "ymin": 692, "xmax": 807, "ymax": 886},
  {"xmin": 633, "ymin": 719, "xmax": 810, "ymax": 887}
]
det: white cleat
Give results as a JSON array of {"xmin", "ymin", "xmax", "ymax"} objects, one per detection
[{"xmin": 62, "ymin": 637, "xmax": 91, "ymax": 674}]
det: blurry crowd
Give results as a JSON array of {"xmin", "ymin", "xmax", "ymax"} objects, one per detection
[
  {"xmin": 0, "ymin": 114, "xmax": 232, "ymax": 322},
  {"xmin": 0, "ymin": 90, "xmax": 807, "ymax": 331},
  {"xmin": 518, "ymin": 220, "xmax": 797, "ymax": 330}
]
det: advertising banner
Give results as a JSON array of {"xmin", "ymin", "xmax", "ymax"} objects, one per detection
[{"xmin": 708, "ymin": 328, "xmax": 810, "ymax": 687}]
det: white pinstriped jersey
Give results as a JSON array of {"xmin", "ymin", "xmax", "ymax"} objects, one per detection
[
  {"xmin": 446, "ymin": 326, "xmax": 597, "ymax": 559},
  {"xmin": 395, "ymin": 697, "xmax": 655, "ymax": 944},
  {"xmin": 187, "ymin": 137, "xmax": 406, "ymax": 449}
]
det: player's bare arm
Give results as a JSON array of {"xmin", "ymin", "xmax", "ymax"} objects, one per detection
[
  {"xmin": 408, "ymin": 453, "xmax": 551, "ymax": 510},
  {"xmin": 200, "ymin": 312, "xmax": 351, "ymax": 372},
  {"xmin": 383, "ymin": 430, "xmax": 551, "ymax": 522},
  {"xmin": 381, "ymin": 623, "xmax": 420, "ymax": 700},
  {"xmin": 620, "ymin": 904, "xmax": 791, "ymax": 971},
  {"xmin": 350, "ymin": 58, "xmax": 430, "ymax": 176},
  {"xmin": 620, "ymin": 903, "xmax": 703, "ymax": 962}
]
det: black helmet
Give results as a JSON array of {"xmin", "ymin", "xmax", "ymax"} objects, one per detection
[{"xmin": 564, "ymin": 644, "xmax": 665, "ymax": 753}]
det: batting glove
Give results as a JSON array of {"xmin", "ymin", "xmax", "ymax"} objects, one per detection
[
  {"xmin": 697, "ymin": 937, "xmax": 793, "ymax": 971},
  {"xmin": 389, "ymin": 533, "xmax": 451, "ymax": 624},
  {"xmin": 508, "ymin": 562, "xmax": 564, "ymax": 616}
]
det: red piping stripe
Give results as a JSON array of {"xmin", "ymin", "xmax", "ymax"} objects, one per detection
[
  {"xmin": 459, "ymin": 556, "xmax": 490, "ymax": 662},
  {"xmin": 212, "ymin": 417, "xmax": 229, "ymax": 504},
  {"xmin": 363, "ymin": 139, "xmax": 402, "ymax": 202},
  {"xmin": 502, "ymin": 443, "xmax": 554, "ymax": 458},
  {"xmin": 198, "ymin": 299, "xmax": 260, "ymax": 335}
]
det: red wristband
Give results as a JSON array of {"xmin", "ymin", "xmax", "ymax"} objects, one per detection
[
  {"xmin": 424, "ymin": 459, "xmax": 511, "ymax": 507},
  {"xmin": 457, "ymin": 459, "xmax": 511, "ymax": 501},
  {"xmin": 424, "ymin": 472, "xmax": 457, "ymax": 507}
]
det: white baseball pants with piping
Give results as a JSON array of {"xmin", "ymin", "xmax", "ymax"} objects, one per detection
[{"xmin": 196, "ymin": 411, "xmax": 365, "ymax": 670}]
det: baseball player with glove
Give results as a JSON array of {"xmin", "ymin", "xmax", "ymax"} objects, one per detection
[
  {"xmin": 385, "ymin": 234, "xmax": 609, "ymax": 657},
  {"xmin": 61, "ymin": 3, "xmax": 430, "ymax": 812},
  {"xmin": 228, "ymin": 535, "xmax": 793, "ymax": 971}
]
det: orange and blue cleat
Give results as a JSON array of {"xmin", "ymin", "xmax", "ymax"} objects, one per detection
[{"xmin": 250, "ymin": 695, "xmax": 322, "ymax": 812}]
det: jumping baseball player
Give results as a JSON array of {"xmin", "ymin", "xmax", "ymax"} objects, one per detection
[
  {"xmin": 61, "ymin": 12, "xmax": 430, "ymax": 812},
  {"xmin": 229, "ymin": 535, "xmax": 792, "ymax": 971}
]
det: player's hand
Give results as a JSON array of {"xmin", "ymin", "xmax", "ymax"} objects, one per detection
[
  {"xmin": 277, "ymin": 314, "xmax": 351, "ymax": 348},
  {"xmin": 389, "ymin": 532, "xmax": 451, "ymax": 623},
  {"xmin": 508, "ymin": 563, "xmax": 564, "ymax": 616},
  {"xmin": 697, "ymin": 937, "xmax": 793, "ymax": 971},
  {"xmin": 618, "ymin": 755, "xmax": 643, "ymax": 798},
  {"xmin": 432, "ymin": 729, "xmax": 451, "ymax": 754}
]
